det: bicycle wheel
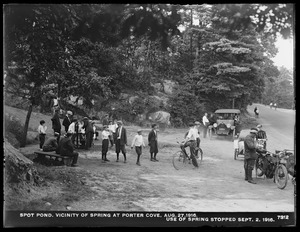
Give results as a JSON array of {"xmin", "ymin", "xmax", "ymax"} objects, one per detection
[
  {"xmin": 274, "ymin": 164, "xmax": 288, "ymax": 189},
  {"xmin": 172, "ymin": 151, "xmax": 188, "ymax": 170},
  {"xmin": 197, "ymin": 148, "xmax": 203, "ymax": 164}
]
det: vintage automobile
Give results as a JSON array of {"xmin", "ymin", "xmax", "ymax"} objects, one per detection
[{"xmin": 209, "ymin": 109, "xmax": 241, "ymax": 141}]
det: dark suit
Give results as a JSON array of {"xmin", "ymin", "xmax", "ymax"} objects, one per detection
[
  {"xmin": 62, "ymin": 115, "xmax": 72, "ymax": 133},
  {"xmin": 115, "ymin": 126, "xmax": 127, "ymax": 160},
  {"xmin": 83, "ymin": 119, "xmax": 93, "ymax": 150},
  {"xmin": 148, "ymin": 129, "xmax": 158, "ymax": 154},
  {"xmin": 51, "ymin": 112, "xmax": 61, "ymax": 143},
  {"xmin": 56, "ymin": 136, "xmax": 78, "ymax": 165}
]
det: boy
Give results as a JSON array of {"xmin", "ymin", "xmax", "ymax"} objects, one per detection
[
  {"xmin": 131, "ymin": 129, "xmax": 146, "ymax": 166},
  {"xmin": 38, "ymin": 120, "xmax": 47, "ymax": 150},
  {"xmin": 101, "ymin": 125, "xmax": 110, "ymax": 162}
]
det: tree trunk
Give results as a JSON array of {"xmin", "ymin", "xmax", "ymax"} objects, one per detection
[
  {"xmin": 5, "ymin": 138, "xmax": 37, "ymax": 184},
  {"xmin": 20, "ymin": 104, "xmax": 33, "ymax": 147}
]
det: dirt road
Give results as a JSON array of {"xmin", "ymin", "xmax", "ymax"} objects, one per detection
[{"xmin": 68, "ymin": 104, "xmax": 295, "ymax": 212}]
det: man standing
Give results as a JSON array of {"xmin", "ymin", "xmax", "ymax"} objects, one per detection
[
  {"xmin": 202, "ymin": 113, "xmax": 209, "ymax": 138},
  {"xmin": 115, "ymin": 121, "xmax": 127, "ymax": 163},
  {"xmin": 62, "ymin": 111, "xmax": 73, "ymax": 133},
  {"xmin": 51, "ymin": 108, "xmax": 61, "ymax": 143},
  {"xmin": 82, "ymin": 117, "xmax": 94, "ymax": 150},
  {"xmin": 148, "ymin": 124, "xmax": 159, "ymax": 162},
  {"xmin": 56, "ymin": 132, "xmax": 79, "ymax": 167},
  {"xmin": 244, "ymin": 128, "xmax": 259, "ymax": 184}
]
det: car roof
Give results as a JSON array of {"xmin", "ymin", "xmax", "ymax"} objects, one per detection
[{"xmin": 214, "ymin": 109, "xmax": 241, "ymax": 114}]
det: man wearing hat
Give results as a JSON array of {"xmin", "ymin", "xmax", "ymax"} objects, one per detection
[
  {"xmin": 63, "ymin": 110, "xmax": 73, "ymax": 133},
  {"xmin": 244, "ymin": 128, "xmax": 259, "ymax": 184},
  {"xmin": 115, "ymin": 120, "xmax": 127, "ymax": 163},
  {"xmin": 148, "ymin": 124, "xmax": 159, "ymax": 162}
]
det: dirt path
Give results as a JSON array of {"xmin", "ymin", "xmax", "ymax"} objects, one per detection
[{"xmin": 68, "ymin": 124, "xmax": 295, "ymax": 212}]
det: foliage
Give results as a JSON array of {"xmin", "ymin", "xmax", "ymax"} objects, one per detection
[
  {"xmin": 210, "ymin": 4, "xmax": 294, "ymax": 39},
  {"xmin": 168, "ymin": 84, "xmax": 205, "ymax": 126},
  {"xmin": 261, "ymin": 66, "xmax": 294, "ymax": 109},
  {"xmin": 4, "ymin": 4, "xmax": 295, "ymax": 139}
]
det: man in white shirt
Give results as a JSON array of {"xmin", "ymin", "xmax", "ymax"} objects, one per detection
[
  {"xmin": 131, "ymin": 129, "xmax": 146, "ymax": 166},
  {"xmin": 202, "ymin": 113, "xmax": 209, "ymax": 138},
  {"xmin": 180, "ymin": 122, "xmax": 199, "ymax": 168}
]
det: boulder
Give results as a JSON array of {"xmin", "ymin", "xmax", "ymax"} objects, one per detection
[
  {"xmin": 129, "ymin": 96, "xmax": 139, "ymax": 104},
  {"xmin": 151, "ymin": 83, "xmax": 163, "ymax": 92},
  {"xmin": 163, "ymin": 80, "xmax": 176, "ymax": 94},
  {"xmin": 148, "ymin": 111, "xmax": 171, "ymax": 126}
]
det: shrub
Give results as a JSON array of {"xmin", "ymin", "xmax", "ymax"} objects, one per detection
[{"xmin": 5, "ymin": 115, "xmax": 24, "ymax": 147}]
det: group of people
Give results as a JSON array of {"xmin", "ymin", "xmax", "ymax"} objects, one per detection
[
  {"xmin": 243, "ymin": 124, "xmax": 267, "ymax": 184},
  {"xmin": 269, "ymin": 102, "xmax": 277, "ymax": 110},
  {"xmin": 37, "ymin": 109, "xmax": 99, "ymax": 167},
  {"xmin": 100, "ymin": 121, "xmax": 160, "ymax": 166}
]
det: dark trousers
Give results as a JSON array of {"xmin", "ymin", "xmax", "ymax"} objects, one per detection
[
  {"xmin": 39, "ymin": 134, "xmax": 46, "ymax": 149},
  {"xmin": 180, "ymin": 140, "xmax": 198, "ymax": 167},
  {"xmin": 135, "ymin": 146, "xmax": 142, "ymax": 163},
  {"xmin": 115, "ymin": 139, "xmax": 126, "ymax": 160},
  {"xmin": 43, "ymin": 145, "xmax": 57, "ymax": 152},
  {"xmin": 195, "ymin": 137, "xmax": 200, "ymax": 157},
  {"xmin": 85, "ymin": 131, "xmax": 93, "ymax": 149},
  {"xmin": 102, "ymin": 139, "xmax": 109, "ymax": 159},
  {"xmin": 244, "ymin": 158, "xmax": 255, "ymax": 180},
  {"xmin": 66, "ymin": 151, "xmax": 79, "ymax": 165}
]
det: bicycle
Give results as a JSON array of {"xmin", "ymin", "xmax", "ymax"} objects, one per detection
[{"xmin": 172, "ymin": 141, "xmax": 203, "ymax": 170}]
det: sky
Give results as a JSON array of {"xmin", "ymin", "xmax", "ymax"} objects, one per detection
[{"xmin": 272, "ymin": 38, "xmax": 294, "ymax": 70}]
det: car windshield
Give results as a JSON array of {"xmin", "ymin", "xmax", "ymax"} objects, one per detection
[{"xmin": 216, "ymin": 113, "xmax": 234, "ymax": 120}]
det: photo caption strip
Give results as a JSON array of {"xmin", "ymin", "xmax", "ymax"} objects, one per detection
[{"xmin": 4, "ymin": 211, "xmax": 295, "ymax": 227}]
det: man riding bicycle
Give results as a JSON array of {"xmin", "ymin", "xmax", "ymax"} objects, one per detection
[{"xmin": 180, "ymin": 122, "xmax": 199, "ymax": 168}]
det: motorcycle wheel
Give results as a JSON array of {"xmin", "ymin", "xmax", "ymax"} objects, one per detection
[
  {"xmin": 274, "ymin": 164, "xmax": 288, "ymax": 189},
  {"xmin": 255, "ymin": 157, "xmax": 264, "ymax": 177}
]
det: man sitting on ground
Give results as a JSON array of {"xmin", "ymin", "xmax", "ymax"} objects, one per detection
[
  {"xmin": 56, "ymin": 132, "xmax": 79, "ymax": 167},
  {"xmin": 42, "ymin": 132, "xmax": 60, "ymax": 152}
]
